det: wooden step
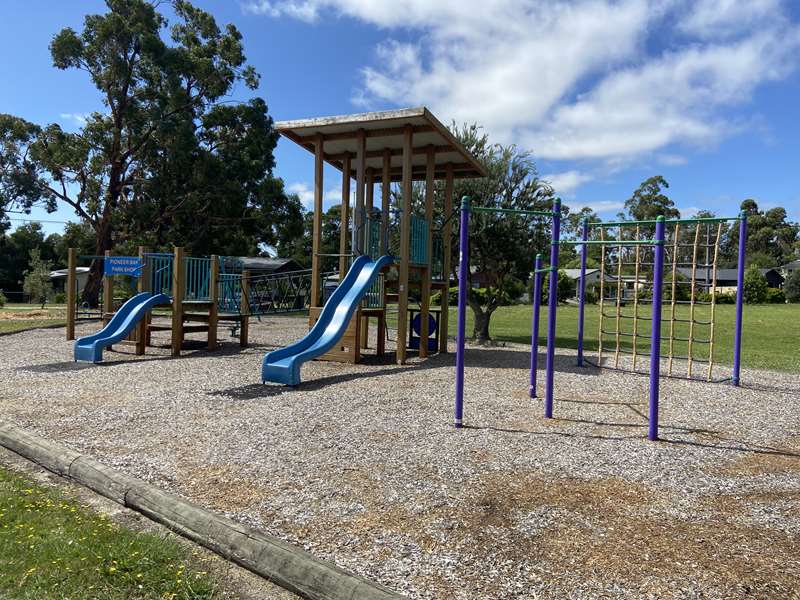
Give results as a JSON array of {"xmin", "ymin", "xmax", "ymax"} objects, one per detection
[
  {"xmin": 183, "ymin": 312, "xmax": 211, "ymax": 323},
  {"xmin": 182, "ymin": 300, "xmax": 213, "ymax": 309}
]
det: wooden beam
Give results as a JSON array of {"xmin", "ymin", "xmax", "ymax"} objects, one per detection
[
  {"xmin": 419, "ymin": 147, "xmax": 435, "ymax": 359},
  {"xmin": 326, "ymin": 144, "xmax": 453, "ymax": 163},
  {"xmin": 310, "ymin": 133, "xmax": 324, "ymax": 307},
  {"xmin": 354, "ymin": 129, "xmax": 366, "ymax": 254},
  {"xmin": 366, "ymin": 167, "xmax": 374, "ymax": 212},
  {"xmin": 208, "ymin": 255, "xmax": 219, "ymax": 351},
  {"xmin": 381, "ymin": 149, "xmax": 391, "ymax": 256},
  {"xmin": 171, "ymin": 246, "xmax": 185, "ymax": 357},
  {"xmin": 240, "ymin": 270, "xmax": 249, "ymax": 347},
  {"xmin": 289, "ymin": 124, "xmax": 434, "ymax": 144},
  {"xmin": 397, "ymin": 125, "xmax": 413, "ymax": 365},
  {"xmin": 339, "ymin": 154, "xmax": 351, "ymax": 280},
  {"xmin": 136, "ymin": 246, "xmax": 149, "ymax": 355},
  {"xmin": 440, "ymin": 164, "xmax": 454, "ymax": 354},
  {"xmin": 66, "ymin": 247, "xmax": 76, "ymax": 340}
]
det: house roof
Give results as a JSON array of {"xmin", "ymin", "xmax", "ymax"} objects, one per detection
[
  {"xmin": 781, "ymin": 259, "xmax": 800, "ymax": 270},
  {"xmin": 275, "ymin": 107, "xmax": 487, "ymax": 182},
  {"xmin": 235, "ymin": 257, "xmax": 304, "ymax": 273},
  {"xmin": 50, "ymin": 267, "xmax": 90, "ymax": 279},
  {"xmin": 561, "ymin": 268, "xmax": 600, "ymax": 279},
  {"xmin": 676, "ymin": 267, "xmax": 784, "ymax": 282}
]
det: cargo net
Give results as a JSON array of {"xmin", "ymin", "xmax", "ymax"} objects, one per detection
[{"xmin": 587, "ymin": 221, "xmax": 729, "ymax": 383}]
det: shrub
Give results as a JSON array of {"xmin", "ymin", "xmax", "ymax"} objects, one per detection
[
  {"xmin": 714, "ymin": 291, "xmax": 737, "ymax": 304},
  {"xmin": 53, "ymin": 292, "xmax": 67, "ymax": 304},
  {"xmin": 22, "ymin": 248, "xmax": 54, "ymax": 309},
  {"xmin": 765, "ymin": 287, "xmax": 785, "ymax": 304},
  {"xmin": 742, "ymin": 265, "xmax": 768, "ymax": 304},
  {"xmin": 786, "ymin": 270, "xmax": 800, "ymax": 303},
  {"xmin": 539, "ymin": 270, "xmax": 575, "ymax": 303},
  {"xmin": 0, "ymin": 290, "xmax": 6, "ymax": 308}
]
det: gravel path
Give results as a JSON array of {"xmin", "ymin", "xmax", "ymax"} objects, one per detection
[{"xmin": 1, "ymin": 317, "xmax": 799, "ymax": 599}]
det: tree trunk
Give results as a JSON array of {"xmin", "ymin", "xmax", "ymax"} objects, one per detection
[
  {"xmin": 473, "ymin": 310, "xmax": 492, "ymax": 344},
  {"xmin": 81, "ymin": 199, "xmax": 115, "ymax": 307}
]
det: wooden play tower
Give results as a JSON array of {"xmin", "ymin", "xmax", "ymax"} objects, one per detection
[{"xmin": 275, "ymin": 107, "xmax": 486, "ymax": 364}]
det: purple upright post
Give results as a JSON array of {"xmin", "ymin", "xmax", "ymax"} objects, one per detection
[
  {"xmin": 454, "ymin": 196, "xmax": 471, "ymax": 428},
  {"xmin": 648, "ymin": 216, "xmax": 666, "ymax": 441},
  {"xmin": 576, "ymin": 217, "xmax": 589, "ymax": 367},
  {"xmin": 529, "ymin": 254, "xmax": 543, "ymax": 398},
  {"xmin": 544, "ymin": 198, "xmax": 561, "ymax": 419},
  {"xmin": 732, "ymin": 212, "xmax": 747, "ymax": 387}
]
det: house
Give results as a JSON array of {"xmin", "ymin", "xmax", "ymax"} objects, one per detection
[
  {"xmin": 50, "ymin": 267, "xmax": 90, "ymax": 293},
  {"xmin": 675, "ymin": 267, "xmax": 784, "ymax": 292},
  {"xmin": 222, "ymin": 257, "xmax": 304, "ymax": 275},
  {"xmin": 780, "ymin": 259, "xmax": 800, "ymax": 279}
]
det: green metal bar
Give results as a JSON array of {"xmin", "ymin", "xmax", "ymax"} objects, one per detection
[
  {"xmin": 589, "ymin": 216, "xmax": 741, "ymax": 228},
  {"xmin": 558, "ymin": 239, "xmax": 659, "ymax": 246},
  {"xmin": 471, "ymin": 207, "xmax": 555, "ymax": 217},
  {"xmin": 534, "ymin": 267, "xmax": 556, "ymax": 274}
]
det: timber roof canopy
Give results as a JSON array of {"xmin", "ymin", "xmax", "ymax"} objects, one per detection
[{"xmin": 274, "ymin": 107, "xmax": 488, "ymax": 182}]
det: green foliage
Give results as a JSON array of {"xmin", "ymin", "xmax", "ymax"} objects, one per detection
[
  {"xmin": 742, "ymin": 265, "xmax": 768, "ymax": 304},
  {"xmin": 784, "ymin": 270, "xmax": 800, "ymax": 303},
  {"xmin": 1, "ymin": 0, "xmax": 300, "ymax": 303},
  {"xmin": 0, "ymin": 290, "xmax": 6, "ymax": 307},
  {"xmin": 53, "ymin": 291, "xmax": 67, "ymax": 304},
  {"xmin": 539, "ymin": 270, "xmax": 575, "ymax": 303},
  {"xmin": 765, "ymin": 287, "xmax": 785, "ymax": 304},
  {"xmin": 624, "ymin": 176, "xmax": 680, "ymax": 221},
  {"xmin": 0, "ymin": 467, "xmax": 216, "ymax": 598},
  {"xmin": 22, "ymin": 248, "xmax": 53, "ymax": 308},
  {"xmin": 718, "ymin": 199, "xmax": 799, "ymax": 269},
  {"xmin": 696, "ymin": 291, "xmax": 736, "ymax": 304}
]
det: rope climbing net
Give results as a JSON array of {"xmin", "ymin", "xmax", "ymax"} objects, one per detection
[{"xmin": 584, "ymin": 216, "xmax": 743, "ymax": 383}]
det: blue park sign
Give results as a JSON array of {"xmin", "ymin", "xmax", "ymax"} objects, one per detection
[{"xmin": 104, "ymin": 256, "xmax": 144, "ymax": 277}]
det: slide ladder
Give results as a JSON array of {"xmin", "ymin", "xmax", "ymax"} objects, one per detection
[{"xmin": 262, "ymin": 255, "xmax": 392, "ymax": 386}]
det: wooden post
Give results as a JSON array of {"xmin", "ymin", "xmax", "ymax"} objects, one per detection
[
  {"xmin": 439, "ymin": 165, "xmax": 454, "ymax": 354},
  {"xmin": 102, "ymin": 250, "xmax": 113, "ymax": 324},
  {"xmin": 135, "ymin": 246, "xmax": 149, "ymax": 355},
  {"xmin": 419, "ymin": 147, "xmax": 435, "ymax": 358},
  {"xmin": 366, "ymin": 168, "xmax": 374, "ymax": 213},
  {"xmin": 171, "ymin": 246, "xmax": 185, "ymax": 357},
  {"xmin": 208, "ymin": 255, "xmax": 219, "ymax": 350},
  {"xmin": 66, "ymin": 247, "xmax": 77, "ymax": 340},
  {"xmin": 354, "ymin": 129, "xmax": 366, "ymax": 255},
  {"xmin": 310, "ymin": 133, "xmax": 324, "ymax": 308},
  {"xmin": 397, "ymin": 125, "xmax": 413, "ymax": 364},
  {"xmin": 381, "ymin": 149, "xmax": 391, "ymax": 256},
  {"xmin": 339, "ymin": 154, "xmax": 351, "ymax": 280},
  {"xmin": 240, "ymin": 270, "xmax": 250, "ymax": 348}
]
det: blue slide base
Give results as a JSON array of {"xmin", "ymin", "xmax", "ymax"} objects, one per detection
[
  {"xmin": 262, "ymin": 255, "xmax": 392, "ymax": 386},
  {"xmin": 74, "ymin": 292, "xmax": 171, "ymax": 363}
]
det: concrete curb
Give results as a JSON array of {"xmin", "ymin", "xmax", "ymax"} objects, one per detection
[{"xmin": 0, "ymin": 421, "xmax": 402, "ymax": 600}]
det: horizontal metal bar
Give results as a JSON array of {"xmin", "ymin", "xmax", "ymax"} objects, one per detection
[
  {"xmin": 590, "ymin": 216, "xmax": 741, "ymax": 228},
  {"xmin": 471, "ymin": 206, "xmax": 555, "ymax": 217},
  {"xmin": 559, "ymin": 239, "xmax": 659, "ymax": 246}
]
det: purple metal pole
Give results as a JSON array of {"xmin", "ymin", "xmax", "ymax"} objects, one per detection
[
  {"xmin": 648, "ymin": 216, "xmax": 666, "ymax": 441},
  {"xmin": 544, "ymin": 198, "xmax": 561, "ymax": 419},
  {"xmin": 454, "ymin": 197, "xmax": 471, "ymax": 428},
  {"xmin": 732, "ymin": 212, "xmax": 747, "ymax": 387},
  {"xmin": 529, "ymin": 254, "xmax": 543, "ymax": 398},
  {"xmin": 576, "ymin": 217, "xmax": 589, "ymax": 367}
]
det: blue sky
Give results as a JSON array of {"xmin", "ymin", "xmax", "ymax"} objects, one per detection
[{"xmin": 1, "ymin": 0, "xmax": 799, "ymax": 237}]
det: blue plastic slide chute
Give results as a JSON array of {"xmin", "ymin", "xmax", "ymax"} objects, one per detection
[
  {"xmin": 74, "ymin": 291, "xmax": 171, "ymax": 363},
  {"xmin": 262, "ymin": 254, "xmax": 393, "ymax": 386}
]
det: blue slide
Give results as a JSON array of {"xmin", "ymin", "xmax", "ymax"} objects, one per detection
[
  {"xmin": 262, "ymin": 254, "xmax": 393, "ymax": 386},
  {"xmin": 74, "ymin": 291, "xmax": 171, "ymax": 363}
]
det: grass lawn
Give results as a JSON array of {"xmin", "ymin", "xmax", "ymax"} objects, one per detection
[
  {"xmin": 0, "ymin": 466, "xmax": 216, "ymax": 599},
  {"xmin": 0, "ymin": 305, "xmax": 66, "ymax": 336},
  {"xmin": 435, "ymin": 302, "xmax": 800, "ymax": 373}
]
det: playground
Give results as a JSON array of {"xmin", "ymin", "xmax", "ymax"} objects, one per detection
[{"xmin": 1, "ymin": 314, "xmax": 799, "ymax": 598}]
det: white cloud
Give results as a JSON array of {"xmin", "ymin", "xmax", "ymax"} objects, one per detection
[
  {"xmin": 59, "ymin": 112, "xmax": 90, "ymax": 127},
  {"xmin": 248, "ymin": 0, "xmax": 800, "ymax": 174},
  {"xmin": 680, "ymin": 0, "xmax": 784, "ymax": 39},
  {"xmin": 543, "ymin": 170, "xmax": 593, "ymax": 195},
  {"xmin": 287, "ymin": 182, "xmax": 315, "ymax": 209},
  {"xmin": 288, "ymin": 183, "xmax": 348, "ymax": 210},
  {"xmin": 578, "ymin": 200, "xmax": 626, "ymax": 216}
]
